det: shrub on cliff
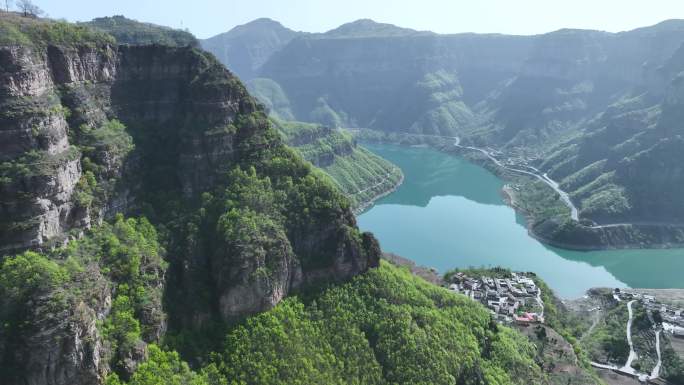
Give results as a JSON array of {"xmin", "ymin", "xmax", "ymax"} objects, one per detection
[
  {"xmin": 0, "ymin": 13, "xmax": 114, "ymax": 47},
  {"xmin": 84, "ymin": 16, "xmax": 198, "ymax": 47},
  {"xmin": 0, "ymin": 215, "xmax": 167, "ymax": 380}
]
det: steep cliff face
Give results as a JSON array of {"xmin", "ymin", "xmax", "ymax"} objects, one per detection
[
  {"xmin": 111, "ymin": 44, "xmax": 256, "ymax": 197},
  {"xmin": 0, "ymin": 16, "xmax": 380, "ymax": 385},
  {"xmin": 0, "ymin": 43, "xmax": 118, "ymax": 253},
  {"xmin": 0, "ymin": 265, "xmax": 112, "ymax": 385},
  {"xmin": 202, "ymin": 18, "xmax": 531, "ymax": 136},
  {"xmin": 0, "ymin": 215, "xmax": 167, "ymax": 385}
]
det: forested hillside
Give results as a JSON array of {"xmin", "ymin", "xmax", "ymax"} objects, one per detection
[
  {"xmin": 113, "ymin": 262, "xmax": 551, "ymax": 385},
  {"xmin": 272, "ymin": 119, "xmax": 402, "ymax": 210}
]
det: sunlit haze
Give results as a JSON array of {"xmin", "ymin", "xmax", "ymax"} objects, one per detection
[{"xmin": 38, "ymin": 0, "xmax": 684, "ymax": 38}]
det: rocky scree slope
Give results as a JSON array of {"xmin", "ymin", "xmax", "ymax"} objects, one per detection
[{"xmin": 0, "ymin": 14, "xmax": 379, "ymax": 385}]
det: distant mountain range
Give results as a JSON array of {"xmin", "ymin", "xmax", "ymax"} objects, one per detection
[{"xmin": 201, "ymin": 18, "xmax": 684, "ymax": 242}]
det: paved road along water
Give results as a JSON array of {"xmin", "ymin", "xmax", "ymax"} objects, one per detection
[{"xmin": 357, "ymin": 143, "xmax": 684, "ymax": 298}]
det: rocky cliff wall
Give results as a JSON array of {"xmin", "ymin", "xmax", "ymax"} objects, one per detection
[
  {"xmin": 0, "ymin": 44, "xmax": 119, "ymax": 253},
  {"xmin": 1, "ymin": 32, "xmax": 379, "ymax": 385}
]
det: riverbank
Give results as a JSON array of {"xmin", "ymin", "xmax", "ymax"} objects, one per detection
[
  {"xmin": 353, "ymin": 129, "xmax": 684, "ymax": 250},
  {"xmin": 353, "ymin": 168, "xmax": 404, "ymax": 215},
  {"xmin": 502, "ymin": 185, "xmax": 684, "ymax": 251},
  {"xmin": 358, "ymin": 141, "xmax": 684, "ymax": 296},
  {"xmin": 446, "ymin": 141, "xmax": 684, "ymax": 251}
]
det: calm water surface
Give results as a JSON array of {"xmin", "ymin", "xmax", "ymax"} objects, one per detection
[{"xmin": 357, "ymin": 143, "xmax": 684, "ymax": 298}]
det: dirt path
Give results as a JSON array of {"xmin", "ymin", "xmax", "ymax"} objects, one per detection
[
  {"xmin": 451, "ymin": 137, "xmax": 582, "ymax": 220},
  {"xmin": 352, "ymin": 170, "xmax": 397, "ymax": 195},
  {"xmin": 580, "ymin": 308, "xmax": 601, "ymax": 344}
]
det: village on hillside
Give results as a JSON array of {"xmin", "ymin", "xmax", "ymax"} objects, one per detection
[{"xmin": 446, "ymin": 271, "xmax": 545, "ymax": 325}]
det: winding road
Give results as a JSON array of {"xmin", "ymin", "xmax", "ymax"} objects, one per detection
[
  {"xmin": 452, "ymin": 137, "xmax": 580, "ymax": 221},
  {"xmin": 622, "ymin": 300, "xmax": 638, "ymax": 374},
  {"xmin": 580, "ymin": 308, "xmax": 602, "ymax": 344},
  {"xmin": 351, "ymin": 131, "xmax": 674, "ymax": 380},
  {"xmin": 350, "ymin": 166, "xmax": 405, "ymax": 214},
  {"xmin": 589, "ymin": 300, "xmax": 640, "ymax": 377},
  {"xmin": 451, "ymin": 137, "xmax": 684, "ymax": 229},
  {"xmin": 540, "ymin": 173, "xmax": 579, "ymax": 221},
  {"xmin": 535, "ymin": 289, "xmax": 545, "ymax": 318},
  {"xmin": 352, "ymin": 130, "xmax": 684, "ymax": 230},
  {"xmin": 404, "ymin": 134, "xmax": 670, "ymax": 381},
  {"xmin": 651, "ymin": 329, "xmax": 662, "ymax": 379},
  {"xmin": 590, "ymin": 299, "xmax": 665, "ymax": 381}
]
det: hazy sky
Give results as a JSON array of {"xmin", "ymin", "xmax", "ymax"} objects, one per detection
[{"xmin": 36, "ymin": 0, "xmax": 684, "ymax": 39}]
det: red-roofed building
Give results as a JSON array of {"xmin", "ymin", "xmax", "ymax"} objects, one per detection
[{"xmin": 514, "ymin": 312, "xmax": 541, "ymax": 325}]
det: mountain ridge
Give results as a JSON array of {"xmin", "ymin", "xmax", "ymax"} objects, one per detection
[
  {"xmin": 318, "ymin": 18, "xmax": 433, "ymax": 38},
  {"xmin": 200, "ymin": 16, "xmax": 684, "ymax": 248},
  {"xmin": 200, "ymin": 17, "xmax": 303, "ymax": 80}
]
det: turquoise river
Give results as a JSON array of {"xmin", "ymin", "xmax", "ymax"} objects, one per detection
[{"xmin": 357, "ymin": 143, "xmax": 684, "ymax": 298}]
